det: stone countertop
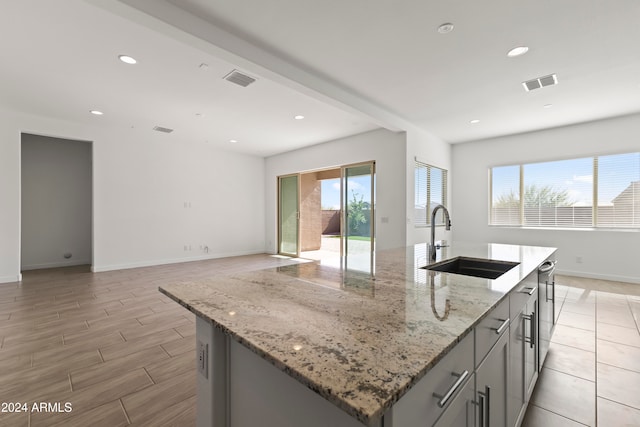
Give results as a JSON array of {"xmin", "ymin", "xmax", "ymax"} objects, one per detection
[{"xmin": 159, "ymin": 242, "xmax": 556, "ymax": 426}]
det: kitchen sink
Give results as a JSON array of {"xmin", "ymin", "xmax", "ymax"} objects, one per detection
[{"xmin": 422, "ymin": 256, "xmax": 519, "ymax": 279}]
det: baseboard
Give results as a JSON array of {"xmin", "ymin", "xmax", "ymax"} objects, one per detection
[
  {"xmin": 91, "ymin": 249, "xmax": 265, "ymax": 273},
  {"xmin": 21, "ymin": 260, "xmax": 92, "ymax": 271},
  {"xmin": 556, "ymin": 268, "xmax": 640, "ymax": 285},
  {"xmin": 0, "ymin": 274, "xmax": 22, "ymax": 284}
]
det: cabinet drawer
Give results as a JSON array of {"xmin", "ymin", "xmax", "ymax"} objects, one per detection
[
  {"xmin": 510, "ymin": 271, "xmax": 538, "ymax": 320},
  {"xmin": 392, "ymin": 332, "xmax": 474, "ymax": 427},
  {"xmin": 475, "ymin": 297, "xmax": 509, "ymax": 368}
]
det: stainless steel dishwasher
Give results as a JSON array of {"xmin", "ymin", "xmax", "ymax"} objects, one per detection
[{"xmin": 538, "ymin": 259, "xmax": 556, "ymax": 369}]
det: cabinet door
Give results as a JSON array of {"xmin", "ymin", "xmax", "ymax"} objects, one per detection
[
  {"xmin": 524, "ymin": 297, "xmax": 538, "ymax": 399},
  {"xmin": 538, "ymin": 274, "xmax": 554, "ymax": 368},
  {"xmin": 508, "ymin": 310, "xmax": 526, "ymax": 427},
  {"xmin": 433, "ymin": 373, "xmax": 475, "ymax": 427},
  {"xmin": 476, "ymin": 329, "xmax": 509, "ymax": 427}
]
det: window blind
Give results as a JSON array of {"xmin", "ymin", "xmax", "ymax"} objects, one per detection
[
  {"xmin": 415, "ymin": 160, "xmax": 447, "ymax": 227},
  {"xmin": 489, "ymin": 151, "xmax": 640, "ymax": 229},
  {"xmin": 596, "ymin": 152, "xmax": 640, "ymax": 227}
]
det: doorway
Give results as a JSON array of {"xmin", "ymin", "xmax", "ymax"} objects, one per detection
[
  {"xmin": 277, "ymin": 161, "xmax": 375, "ymax": 274},
  {"xmin": 20, "ymin": 133, "xmax": 93, "ymax": 271}
]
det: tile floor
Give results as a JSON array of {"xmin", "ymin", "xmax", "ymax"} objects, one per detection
[
  {"xmin": 0, "ymin": 257, "xmax": 638, "ymax": 426},
  {"xmin": 522, "ymin": 276, "xmax": 640, "ymax": 426}
]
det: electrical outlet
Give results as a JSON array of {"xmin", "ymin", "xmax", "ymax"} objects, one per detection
[
  {"xmin": 197, "ymin": 340, "xmax": 208, "ymax": 378},
  {"xmin": 576, "ymin": 256, "xmax": 583, "ymax": 264}
]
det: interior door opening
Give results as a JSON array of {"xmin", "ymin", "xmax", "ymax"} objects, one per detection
[{"xmin": 20, "ymin": 133, "xmax": 93, "ymax": 272}]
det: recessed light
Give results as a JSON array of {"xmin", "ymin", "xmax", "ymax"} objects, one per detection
[
  {"xmin": 294, "ymin": 115, "xmax": 305, "ymax": 120},
  {"xmin": 507, "ymin": 46, "xmax": 529, "ymax": 58},
  {"xmin": 470, "ymin": 119, "xmax": 480, "ymax": 124},
  {"xmin": 292, "ymin": 344, "xmax": 303, "ymax": 351},
  {"xmin": 90, "ymin": 110, "xmax": 104, "ymax": 115},
  {"xmin": 437, "ymin": 23, "xmax": 454, "ymax": 34},
  {"xmin": 118, "ymin": 55, "xmax": 137, "ymax": 65},
  {"xmin": 229, "ymin": 139, "xmax": 238, "ymax": 143},
  {"xmin": 543, "ymin": 104, "xmax": 553, "ymax": 108}
]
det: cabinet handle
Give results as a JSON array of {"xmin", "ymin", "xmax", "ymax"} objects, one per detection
[
  {"xmin": 538, "ymin": 260, "xmax": 556, "ymax": 274},
  {"xmin": 434, "ymin": 370, "xmax": 470, "ymax": 408},
  {"xmin": 477, "ymin": 391, "xmax": 485, "ymax": 427},
  {"xmin": 523, "ymin": 312, "xmax": 536, "ymax": 349},
  {"xmin": 546, "ymin": 280, "xmax": 554, "ymax": 302},
  {"xmin": 531, "ymin": 310, "xmax": 537, "ymax": 350},
  {"xmin": 477, "ymin": 386, "xmax": 490, "ymax": 427},
  {"xmin": 491, "ymin": 318, "xmax": 510, "ymax": 335},
  {"xmin": 521, "ymin": 287, "xmax": 536, "ymax": 296}
]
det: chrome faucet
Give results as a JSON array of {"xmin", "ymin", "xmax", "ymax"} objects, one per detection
[{"xmin": 430, "ymin": 204, "xmax": 451, "ymax": 261}]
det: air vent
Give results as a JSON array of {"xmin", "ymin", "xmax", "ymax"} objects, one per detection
[
  {"xmin": 153, "ymin": 126, "xmax": 174, "ymax": 133},
  {"xmin": 223, "ymin": 69, "xmax": 256, "ymax": 87},
  {"xmin": 522, "ymin": 74, "xmax": 558, "ymax": 92}
]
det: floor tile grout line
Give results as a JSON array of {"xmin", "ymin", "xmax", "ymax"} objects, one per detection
[
  {"xmin": 597, "ymin": 395, "xmax": 640, "ymax": 413},
  {"xmin": 543, "ymin": 365, "xmax": 595, "ymax": 384},
  {"xmin": 119, "ymin": 398, "xmax": 132, "ymax": 425},
  {"xmin": 597, "ymin": 360, "xmax": 640, "ymax": 375},
  {"xmin": 528, "ymin": 403, "xmax": 590, "ymax": 426}
]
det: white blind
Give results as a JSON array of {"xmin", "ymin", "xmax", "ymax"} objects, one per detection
[
  {"xmin": 490, "ymin": 165, "xmax": 521, "ymax": 225},
  {"xmin": 415, "ymin": 160, "xmax": 447, "ymax": 227},
  {"xmin": 489, "ymin": 151, "xmax": 640, "ymax": 229},
  {"xmin": 523, "ymin": 157, "xmax": 593, "ymax": 227},
  {"xmin": 596, "ymin": 152, "xmax": 640, "ymax": 227}
]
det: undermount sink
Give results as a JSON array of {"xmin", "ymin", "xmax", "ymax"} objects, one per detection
[{"xmin": 423, "ymin": 256, "xmax": 519, "ymax": 279}]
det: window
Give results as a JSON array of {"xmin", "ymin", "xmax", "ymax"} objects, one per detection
[
  {"xmin": 489, "ymin": 152, "xmax": 640, "ymax": 228},
  {"xmin": 415, "ymin": 160, "xmax": 448, "ymax": 227},
  {"xmin": 597, "ymin": 152, "xmax": 640, "ymax": 227}
]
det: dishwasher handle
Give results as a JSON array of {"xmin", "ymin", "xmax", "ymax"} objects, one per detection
[{"xmin": 538, "ymin": 260, "xmax": 556, "ymax": 274}]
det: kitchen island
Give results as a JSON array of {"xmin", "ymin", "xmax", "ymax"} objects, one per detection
[{"xmin": 159, "ymin": 242, "xmax": 556, "ymax": 427}]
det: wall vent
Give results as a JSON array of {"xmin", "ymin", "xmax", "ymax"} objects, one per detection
[
  {"xmin": 223, "ymin": 69, "xmax": 256, "ymax": 87},
  {"xmin": 522, "ymin": 73, "xmax": 558, "ymax": 92},
  {"xmin": 153, "ymin": 126, "xmax": 174, "ymax": 133}
]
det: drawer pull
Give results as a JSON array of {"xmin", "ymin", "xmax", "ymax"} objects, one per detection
[
  {"xmin": 521, "ymin": 287, "xmax": 536, "ymax": 296},
  {"xmin": 434, "ymin": 370, "xmax": 470, "ymax": 408},
  {"xmin": 491, "ymin": 318, "xmax": 510, "ymax": 335}
]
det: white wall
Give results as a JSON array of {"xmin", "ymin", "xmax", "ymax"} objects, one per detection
[
  {"xmin": 264, "ymin": 128, "xmax": 407, "ymax": 252},
  {"xmin": 0, "ymin": 108, "xmax": 266, "ymax": 283},
  {"xmin": 452, "ymin": 113, "xmax": 640, "ymax": 284},
  {"xmin": 21, "ymin": 134, "xmax": 92, "ymax": 270}
]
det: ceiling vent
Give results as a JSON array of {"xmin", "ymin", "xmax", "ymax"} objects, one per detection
[
  {"xmin": 522, "ymin": 74, "xmax": 558, "ymax": 92},
  {"xmin": 223, "ymin": 69, "xmax": 256, "ymax": 87},
  {"xmin": 153, "ymin": 126, "xmax": 174, "ymax": 133}
]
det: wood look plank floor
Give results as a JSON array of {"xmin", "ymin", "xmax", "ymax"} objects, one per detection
[
  {"xmin": 0, "ymin": 255, "xmax": 638, "ymax": 426},
  {"xmin": 0, "ymin": 255, "xmax": 302, "ymax": 427}
]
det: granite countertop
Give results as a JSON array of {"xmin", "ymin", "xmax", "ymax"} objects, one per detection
[{"xmin": 159, "ymin": 242, "xmax": 556, "ymax": 426}]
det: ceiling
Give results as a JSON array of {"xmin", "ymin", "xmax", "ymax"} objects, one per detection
[{"xmin": 2, "ymin": 1, "xmax": 640, "ymax": 157}]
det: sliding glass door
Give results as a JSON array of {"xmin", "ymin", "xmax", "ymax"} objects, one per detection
[
  {"xmin": 278, "ymin": 174, "xmax": 299, "ymax": 257},
  {"xmin": 343, "ymin": 162, "xmax": 375, "ymax": 274}
]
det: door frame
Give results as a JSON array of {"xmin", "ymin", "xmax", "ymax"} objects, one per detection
[
  {"xmin": 277, "ymin": 161, "xmax": 376, "ymax": 273},
  {"xmin": 341, "ymin": 161, "xmax": 376, "ymax": 274},
  {"xmin": 277, "ymin": 173, "xmax": 301, "ymax": 257}
]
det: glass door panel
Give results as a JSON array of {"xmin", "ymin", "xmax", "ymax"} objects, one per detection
[
  {"xmin": 343, "ymin": 162, "xmax": 375, "ymax": 274},
  {"xmin": 279, "ymin": 175, "xmax": 299, "ymax": 256}
]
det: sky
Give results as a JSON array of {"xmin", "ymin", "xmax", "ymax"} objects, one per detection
[
  {"xmin": 321, "ymin": 176, "xmax": 372, "ymax": 210},
  {"xmin": 492, "ymin": 152, "xmax": 639, "ymax": 206}
]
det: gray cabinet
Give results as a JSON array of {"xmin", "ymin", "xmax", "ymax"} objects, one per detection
[
  {"xmin": 538, "ymin": 259, "xmax": 556, "ymax": 368},
  {"xmin": 508, "ymin": 274, "xmax": 538, "ymax": 427},
  {"xmin": 392, "ymin": 333, "xmax": 474, "ymax": 427},
  {"xmin": 433, "ymin": 372, "xmax": 476, "ymax": 427},
  {"xmin": 476, "ymin": 329, "xmax": 509, "ymax": 427}
]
